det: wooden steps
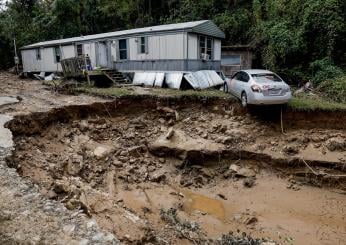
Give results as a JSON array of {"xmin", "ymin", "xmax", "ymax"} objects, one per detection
[{"xmin": 103, "ymin": 70, "xmax": 129, "ymax": 84}]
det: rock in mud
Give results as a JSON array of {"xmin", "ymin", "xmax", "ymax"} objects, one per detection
[
  {"xmin": 166, "ymin": 127, "xmax": 175, "ymax": 140},
  {"xmin": 230, "ymin": 165, "xmax": 256, "ymax": 178},
  {"xmin": 217, "ymin": 232, "xmax": 271, "ymax": 245},
  {"xmin": 197, "ymin": 167, "xmax": 214, "ymax": 178},
  {"xmin": 127, "ymin": 145, "xmax": 146, "ymax": 157},
  {"xmin": 237, "ymin": 168, "xmax": 256, "ymax": 178},
  {"xmin": 78, "ymin": 120, "xmax": 89, "ymax": 132},
  {"xmin": 93, "ymin": 145, "xmax": 113, "ymax": 159},
  {"xmin": 243, "ymin": 177, "xmax": 256, "ymax": 188},
  {"xmin": 150, "ymin": 170, "xmax": 167, "ymax": 183},
  {"xmin": 244, "ymin": 216, "xmax": 258, "ymax": 225},
  {"xmin": 79, "ymin": 192, "xmax": 92, "ymax": 217},
  {"xmin": 217, "ymin": 193, "xmax": 227, "ymax": 200},
  {"xmin": 66, "ymin": 155, "xmax": 84, "ymax": 175},
  {"xmin": 326, "ymin": 137, "xmax": 346, "ymax": 151},
  {"xmin": 149, "ymin": 129, "xmax": 225, "ymax": 164},
  {"xmin": 282, "ymin": 144, "xmax": 300, "ymax": 155},
  {"xmin": 54, "ymin": 179, "xmax": 72, "ymax": 193},
  {"xmin": 229, "ymin": 164, "xmax": 240, "ymax": 172},
  {"xmin": 0, "ymin": 210, "xmax": 13, "ymax": 222}
]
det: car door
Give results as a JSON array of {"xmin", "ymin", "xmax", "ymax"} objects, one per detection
[
  {"xmin": 237, "ymin": 72, "xmax": 250, "ymax": 95},
  {"xmin": 229, "ymin": 72, "xmax": 242, "ymax": 97}
]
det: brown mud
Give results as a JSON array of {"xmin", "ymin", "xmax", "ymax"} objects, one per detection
[{"xmin": 5, "ymin": 96, "xmax": 346, "ymax": 244}]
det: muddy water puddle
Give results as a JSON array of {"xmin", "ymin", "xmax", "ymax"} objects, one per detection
[
  {"xmin": 182, "ymin": 190, "xmax": 226, "ymax": 220},
  {"xmin": 180, "ymin": 174, "xmax": 346, "ymax": 245},
  {"xmin": 105, "ymin": 172, "xmax": 346, "ymax": 244}
]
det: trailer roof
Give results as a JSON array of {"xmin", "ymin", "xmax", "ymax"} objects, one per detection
[{"xmin": 21, "ymin": 20, "xmax": 225, "ymax": 50}]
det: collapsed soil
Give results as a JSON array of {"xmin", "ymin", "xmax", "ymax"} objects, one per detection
[{"xmin": 9, "ymin": 102, "xmax": 346, "ymax": 244}]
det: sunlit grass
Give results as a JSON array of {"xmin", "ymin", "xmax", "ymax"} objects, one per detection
[{"xmin": 288, "ymin": 96, "xmax": 346, "ymax": 111}]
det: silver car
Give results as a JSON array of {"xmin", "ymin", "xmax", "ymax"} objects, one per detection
[{"xmin": 224, "ymin": 69, "xmax": 292, "ymax": 107}]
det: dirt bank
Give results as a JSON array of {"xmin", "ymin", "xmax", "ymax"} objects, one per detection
[
  {"xmin": 0, "ymin": 73, "xmax": 118, "ymax": 244},
  {"xmin": 6, "ymin": 97, "xmax": 346, "ymax": 244}
]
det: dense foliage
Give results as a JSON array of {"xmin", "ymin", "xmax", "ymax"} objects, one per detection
[{"xmin": 0, "ymin": 0, "xmax": 345, "ymax": 85}]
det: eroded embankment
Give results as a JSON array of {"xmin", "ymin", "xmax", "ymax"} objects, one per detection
[
  {"xmin": 6, "ymin": 96, "xmax": 242, "ymax": 135},
  {"xmin": 6, "ymin": 96, "xmax": 346, "ymax": 171},
  {"xmin": 5, "ymin": 96, "xmax": 346, "ymax": 244},
  {"xmin": 6, "ymin": 95, "xmax": 346, "ymax": 137}
]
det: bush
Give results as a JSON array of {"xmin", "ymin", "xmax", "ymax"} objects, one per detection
[
  {"xmin": 310, "ymin": 58, "xmax": 343, "ymax": 85},
  {"xmin": 317, "ymin": 75, "xmax": 346, "ymax": 103}
]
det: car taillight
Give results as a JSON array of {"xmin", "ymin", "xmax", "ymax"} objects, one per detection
[
  {"xmin": 251, "ymin": 85, "xmax": 262, "ymax": 93},
  {"xmin": 283, "ymin": 87, "xmax": 291, "ymax": 93}
]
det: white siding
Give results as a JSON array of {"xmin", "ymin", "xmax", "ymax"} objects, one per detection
[
  {"xmin": 214, "ymin": 39, "xmax": 221, "ymax": 61},
  {"xmin": 61, "ymin": 45, "xmax": 75, "ymax": 59},
  {"xmin": 126, "ymin": 33, "xmax": 185, "ymax": 60},
  {"xmin": 22, "ymin": 47, "xmax": 60, "ymax": 72},
  {"xmin": 41, "ymin": 47, "xmax": 61, "ymax": 72},
  {"xmin": 22, "ymin": 49, "xmax": 41, "ymax": 72},
  {"xmin": 22, "ymin": 32, "xmax": 222, "ymax": 73},
  {"xmin": 188, "ymin": 33, "xmax": 198, "ymax": 59},
  {"xmin": 22, "ymin": 45, "xmax": 76, "ymax": 72}
]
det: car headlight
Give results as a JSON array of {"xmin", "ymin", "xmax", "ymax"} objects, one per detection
[{"xmin": 251, "ymin": 85, "xmax": 262, "ymax": 93}]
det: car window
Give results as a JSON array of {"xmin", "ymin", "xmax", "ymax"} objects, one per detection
[
  {"xmin": 232, "ymin": 72, "xmax": 240, "ymax": 80},
  {"xmin": 236, "ymin": 72, "xmax": 249, "ymax": 82},
  {"xmin": 252, "ymin": 73, "xmax": 282, "ymax": 83},
  {"xmin": 242, "ymin": 72, "xmax": 250, "ymax": 82}
]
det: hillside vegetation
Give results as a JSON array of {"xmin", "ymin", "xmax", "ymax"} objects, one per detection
[{"xmin": 0, "ymin": 0, "xmax": 345, "ymax": 102}]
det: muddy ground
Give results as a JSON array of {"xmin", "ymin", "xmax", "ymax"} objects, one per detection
[{"xmin": 1, "ymin": 72, "xmax": 346, "ymax": 244}]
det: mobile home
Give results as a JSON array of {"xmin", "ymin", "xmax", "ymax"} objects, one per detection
[{"xmin": 21, "ymin": 20, "xmax": 225, "ymax": 74}]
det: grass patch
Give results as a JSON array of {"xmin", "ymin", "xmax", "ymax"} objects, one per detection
[
  {"xmin": 74, "ymin": 84, "xmax": 345, "ymax": 111},
  {"xmin": 317, "ymin": 75, "xmax": 346, "ymax": 104},
  {"xmin": 74, "ymin": 86, "xmax": 134, "ymax": 97},
  {"xmin": 288, "ymin": 96, "xmax": 346, "ymax": 111},
  {"xmin": 42, "ymin": 79, "xmax": 63, "ymax": 87},
  {"xmin": 149, "ymin": 88, "xmax": 236, "ymax": 99},
  {"xmin": 74, "ymin": 85, "xmax": 236, "ymax": 100}
]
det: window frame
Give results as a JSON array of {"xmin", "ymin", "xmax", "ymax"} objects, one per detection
[
  {"xmin": 221, "ymin": 54, "xmax": 241, "ymax": 66},
  {"xmin": 76, "ymin": 44, "xmax": 83, "ymax": 57},
  {"xmin": 139, "ymin": 36, "xmax": 146, "ymax": 54},
  {"xmin": 239, "ymin": 72, "xmax": 250, "ymax": 82},
  {"xmin": 118, "ymin": 39, "xmax": 128, "ymax": 60},
  {"xmin": 206, "ymin": 37, "xmax": 212, "ymax": 58},
  {"xmin": 36, "ymin": 48, "xmax": 41, "ymax": 60},
  {"xmin": 199, "ymin": 35, "xmax": 213, "ymax": 60},
  {"xmin": 54, "ymin": 46, "xmax": 61, "ymax": 63}
]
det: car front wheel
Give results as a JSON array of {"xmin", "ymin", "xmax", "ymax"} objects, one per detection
[{"xmin": 241, "ymin": 92, "xmax": 248, "ymax": 107}]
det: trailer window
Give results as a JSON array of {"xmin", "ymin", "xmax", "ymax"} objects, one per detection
[
  {"xmin": 221, "ymin": 55, "xmax": 241, "ymax": 66},
  {"xmin": 199, "ymin": 36, "xmax": 206, "ymax": 57},
  {"xmin": 36, "ymin": 48, "xmax": 41, "ymax": 60},
  {"xmin": 207, "ymin": 38, "xmax": 212, "ymax": 58},
  {"xmin": 199, "ymin": 36, "xmax": 213, "ymax": 60},
  {"xmin": 139, "ymin": 37, "xmax": 147, "ymax": 54},
  {"xmin": 54, "ymin": 47, "xmax": 61, "ymax": 63},
  {"xmin": 119, "ymin": 39, "xmax": 127, "ymax": 60},
  {"xmin": 76, "ymin": 44, "xmax": 83, "ymax": 56}
]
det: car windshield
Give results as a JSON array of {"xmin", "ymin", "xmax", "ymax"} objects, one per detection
[{"xmin": 252, "ymin": 73, "xmax": 282, "ymax": 83}]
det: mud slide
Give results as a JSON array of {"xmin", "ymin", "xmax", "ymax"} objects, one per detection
[{"xmin": 5, "ymin": 96, "xmax": 346, "ymax": 244}]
